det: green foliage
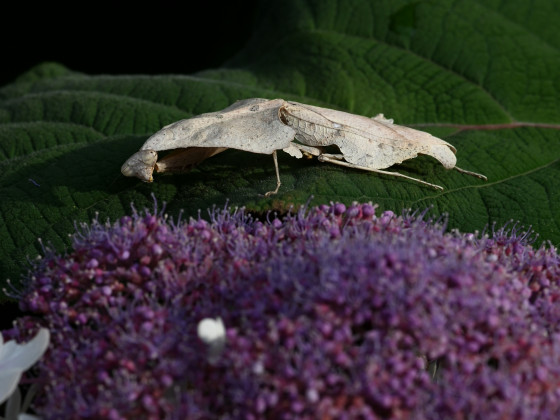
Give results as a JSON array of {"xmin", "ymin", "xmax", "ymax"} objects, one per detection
[{"xmin": 1, "ymin": 0, "xmax": 559, "ymax": 298}]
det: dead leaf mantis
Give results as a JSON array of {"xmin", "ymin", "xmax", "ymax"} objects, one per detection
[{"xmin": 121, "ymin": 98, "xmax": 486, "ymax": 195}]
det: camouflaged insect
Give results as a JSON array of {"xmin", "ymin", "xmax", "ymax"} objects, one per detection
[{"xmin": 121, "ymin": 98, "xmax": 486, "ymax": 195}]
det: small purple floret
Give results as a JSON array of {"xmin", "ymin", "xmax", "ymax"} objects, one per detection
[{"xmin": 3, "ymin": 201, "xmax": 560, "ymax": 419}]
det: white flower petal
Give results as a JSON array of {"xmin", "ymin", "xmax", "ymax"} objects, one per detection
[
  {"xmin": 0, "ymin": 340, "xmax": 18, "ymax": 366},
  {"xmin": 0, "ymin": 369, "xmax": 22, "ymax": 406},
  {"xmin": 5, "ymin": 385, "xmax": 21, "ymax": 420},
  {"xmin": 0, "ymin": 329, "xmax": 50, "ymax": 372},
  {"xmin": 18, "ymin": 414, "xmax": 42, "ymax": 420}
]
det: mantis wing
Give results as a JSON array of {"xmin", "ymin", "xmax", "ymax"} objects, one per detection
[{"xmin": 282, "ymin": 102, "xmax": 457, "ymax": 170}]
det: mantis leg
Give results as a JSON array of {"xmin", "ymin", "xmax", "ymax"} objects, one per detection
[
  {"xmin": 283, "ymin": 143, "xmax": 325, "ymax": 159},
  {"xmin": 264, "ymin": 144, "xmax": 325, "ymax": 196},
  {"xmin": 317, "ymin": 154, "xmax": 445, "ymax": 191},
  {"xmin": 454, "ymin": 166, "xmax": 487, "ymax": 180},
  {"xmin": 264, "ymin": 151, "xmax": 282, "ymax": 197},
  {"xmin": 316, "ymin": 152, "xmax": 345, "ymax": 160},
  {"xmin": 291, "ymin": 144, "xmax": 323, "ymax": 157}
]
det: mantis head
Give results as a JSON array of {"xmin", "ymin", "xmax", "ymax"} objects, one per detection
[{"xmin": 121, "ymin": 150, "xmax": 158, "ymax": 182}]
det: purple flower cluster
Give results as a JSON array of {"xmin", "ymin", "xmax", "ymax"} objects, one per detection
[{"xmin": 3, "ymin": 200, "xmax": 560, "ymax": 419}]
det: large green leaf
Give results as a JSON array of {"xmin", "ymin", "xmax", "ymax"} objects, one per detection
[{"xmin": 1, "ymin": 0, "xmax": 559, "ymax": 299}]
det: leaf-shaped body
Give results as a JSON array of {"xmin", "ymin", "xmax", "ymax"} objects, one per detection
[
  {"xmin": 122, "ymin": 98, "xmax": 483, "ymax": 190},
  {"xmin": 121, "ymin": 98, "xmax": 297, "ymax": 182},
  {"xmin": 279, "ymin": 102, "xmax": 457, "ymax": 170},
  {"xmin": 141, "ymin": 98, "xmax": 295, "ymax": 155}
]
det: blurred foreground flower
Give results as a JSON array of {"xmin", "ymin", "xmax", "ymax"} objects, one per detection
[
  {"xmin": 1, "ymin": 386, "xmax": 42, "ymax": 420},
  {"xmin": 3, "ymin": 200, "xmax": 560, "ymax": 419},
  {"xmin": 0, "ymin": 328, "xmax": 49, "ymax": 406},
  {"xmin": 0, "ymin": 328, "xmax": 49, "ymax": 420}
]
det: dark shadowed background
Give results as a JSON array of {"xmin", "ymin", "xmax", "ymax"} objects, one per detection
[{"xmin": 1, "ymin": 1, "xmax": 258, "ymax": 86}]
